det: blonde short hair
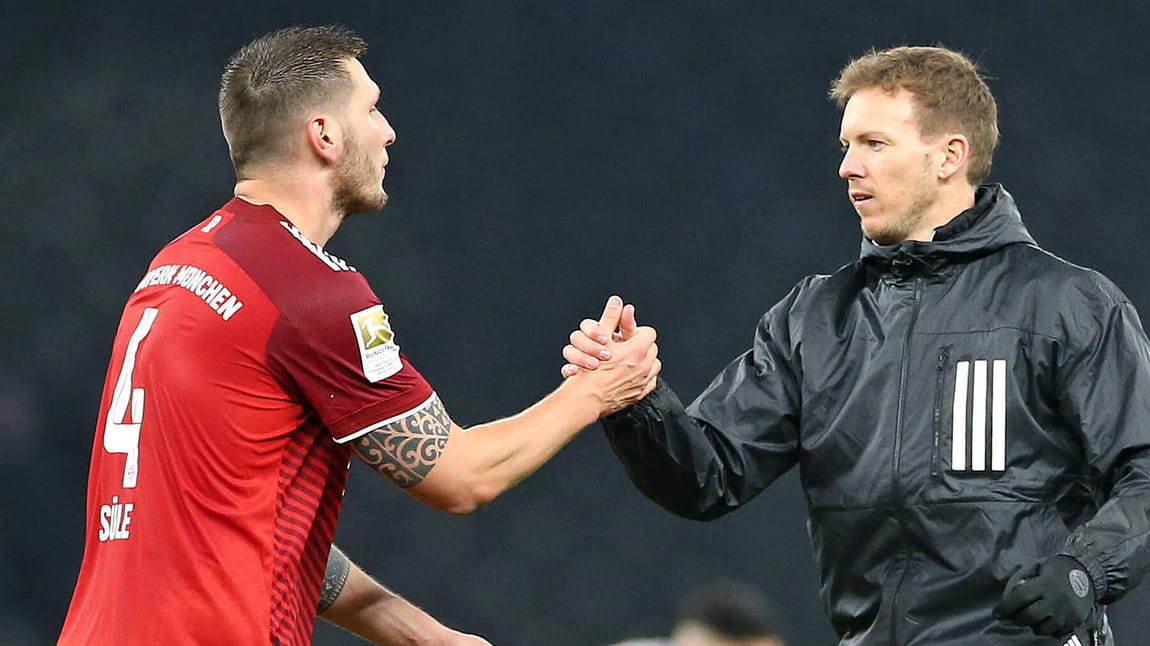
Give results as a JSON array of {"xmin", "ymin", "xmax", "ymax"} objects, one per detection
[{"xmin": 829, "ymin": 46, "xmax": 999, "ymax": 184}]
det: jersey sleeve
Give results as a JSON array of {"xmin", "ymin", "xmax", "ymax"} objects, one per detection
[{"xmin": 267, "ymin": 282, "xmax": 434, "ymax": 444}]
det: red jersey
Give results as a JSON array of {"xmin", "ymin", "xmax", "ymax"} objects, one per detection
[{"xmin": 59, "ymin": 199, "xmax": 434, "ymax": 646}]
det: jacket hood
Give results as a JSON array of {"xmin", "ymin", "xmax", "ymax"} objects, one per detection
[{"xmin": 860, "ymin": 184, "xmax": 1036, "ymax": 276}]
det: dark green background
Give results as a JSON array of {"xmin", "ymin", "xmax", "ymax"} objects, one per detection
[{"xmin": 4, "ymin": 2, "xmax": 1149, "ymax": 644}]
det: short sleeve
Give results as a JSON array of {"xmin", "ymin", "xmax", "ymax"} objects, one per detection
[{"xmin": 267, "ymin": 275, "xmax": 434, "ymax": 443}]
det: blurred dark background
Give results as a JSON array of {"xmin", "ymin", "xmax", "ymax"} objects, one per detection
[{"xmin": 4, "ymin": 2, "xmax": 1150, "ymax": 644}]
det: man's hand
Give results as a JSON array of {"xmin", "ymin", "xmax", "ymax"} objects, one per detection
[
  {"xmin": 560, "ymin": 295, "xmax": 641, "ymax": 377},
  {"xmin": 443, "ymin": 631, "xmax": 494, "ymax": 645},
  {"xmin": 560, "ymin": 295, "xmax": 660, "ymax": 415},
  {"xmin": 993, "ymin": 555, "xmax": 1095, "ymax": 637}
]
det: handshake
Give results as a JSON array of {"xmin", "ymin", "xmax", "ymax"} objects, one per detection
[{"xmin": 558, "ymin": 295, "xmax": 662, "ymax": 417}]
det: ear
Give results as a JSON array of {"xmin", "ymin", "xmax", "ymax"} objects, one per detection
[
  {"xmin": 936, "ymin": 134, "xmax": 969, "ymax": 181},
  {"xmin": 305, "ymin": 114, "xmax": 341, "ymax": 165}
]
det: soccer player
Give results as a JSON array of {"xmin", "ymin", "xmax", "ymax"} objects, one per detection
[
  {"xmin": 562, "ymin": 46, "xmax": 1150, "ymax": 645},
  {"xmin": 58, "ymin": 25, "xmax": 659, "ymax": 645}
]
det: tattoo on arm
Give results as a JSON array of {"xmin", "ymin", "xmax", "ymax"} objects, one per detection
[
  {"xmin": 318, "ymin": 545, "xmax": 351, "ymax": 614},
  {"xmin": 351, "ymin": 395, "xmax": 452, "ymax": 488}
]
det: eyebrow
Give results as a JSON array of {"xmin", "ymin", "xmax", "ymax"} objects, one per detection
[
  {"xmin": 846, "ymin": 130, "xmax": 889, "ymax": 141},
  {"xmin": 840, "ymin": 130, "xmax": 892, "ymax": 144}
]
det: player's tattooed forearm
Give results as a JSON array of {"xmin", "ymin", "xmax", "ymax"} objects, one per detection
[
  {"xmin": 352, "ymin": 395, "xmax": 451, "ymax": 488},
  {"xmin": 318, "ymin": 545, "xmax": 351, "ymax": 614}
]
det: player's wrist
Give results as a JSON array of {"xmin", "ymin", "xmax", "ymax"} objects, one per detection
[{"xmin": 544, "ymin": 376, "xmax": 609, "ymax": 427}]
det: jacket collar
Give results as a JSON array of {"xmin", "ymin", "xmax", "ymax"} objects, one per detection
[{"xmin": 859, "ymin": 184, "xmax": 1036, "ymax": 278}]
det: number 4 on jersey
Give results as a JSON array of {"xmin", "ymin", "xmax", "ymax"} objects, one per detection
[{"xmin": 104, "ymin": 307, "xmax": 158, "ymax": 488}]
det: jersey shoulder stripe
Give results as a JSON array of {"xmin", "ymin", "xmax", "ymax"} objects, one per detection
[{"xmin": 278, "ymin": 221, "xmax": 356, "ymax": 272}]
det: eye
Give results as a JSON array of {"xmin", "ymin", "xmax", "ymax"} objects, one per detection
[{"xmin": 867, "ymin": 139, "xmax": 886, "ymax": 150}]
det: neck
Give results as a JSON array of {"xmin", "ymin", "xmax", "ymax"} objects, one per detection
[
  {"xmin": 233, "ymin": 169, "xmax": 343, "ymax": 246},
  {"xmin": 907, "ymin": 183, "xmax": 978, "ymax": 243}
]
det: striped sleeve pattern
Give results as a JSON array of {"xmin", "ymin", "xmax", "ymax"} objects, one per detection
[{"xmin": 270, "ymin": 424, "xmax": 350, "ymax": 645}]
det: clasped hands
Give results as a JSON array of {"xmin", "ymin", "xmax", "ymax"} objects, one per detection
[{"xmin": 560, "ymin": 295, "xmax": 661, "ymax": 416}]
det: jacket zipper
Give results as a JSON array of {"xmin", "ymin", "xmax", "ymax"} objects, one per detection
[
  {"xmin": 890, "ymin": 276, "xmax": 923, "ymax": 645},
  {"xmin": 930, "ymin": 346, "xmax": 952, "ymax": 479}
]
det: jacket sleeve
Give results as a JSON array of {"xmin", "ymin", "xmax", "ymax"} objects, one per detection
[
  {"xmin": 1057, "ymin": 297, "xmax": 1150, "ymax": 605},
  {"xmin": 602, "ymin": 288, "xmax": 804, "ymax": 521}
]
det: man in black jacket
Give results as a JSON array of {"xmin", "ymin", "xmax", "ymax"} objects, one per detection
[{"xmin": 562, "ymin": 46, "xmax": 1150, "ymax": 645}]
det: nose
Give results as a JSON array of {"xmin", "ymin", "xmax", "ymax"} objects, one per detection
[
  {"xmin": 838, "ymin": 146, "xmax": 863, "ymax": 180},
  {"xmin": 381, "ymin": 115, "xmax": 397, "ymax": 147}
]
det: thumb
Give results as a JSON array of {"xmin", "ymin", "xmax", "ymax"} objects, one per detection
[
  {"xmin": 618, "ymin": 303, "xmax": 638, "ymax": 340},
  {"xmin": 993, "ymin": 562, "xmax": 1042, "ymax": 619},
  {"xmin": 597, "ymin": 295, "xmax": 624, "ymax": 335}
]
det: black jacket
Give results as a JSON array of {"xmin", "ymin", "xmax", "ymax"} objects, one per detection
[{"xmin": 604, "ymin": 186, "xmax": 1150, "ymax": 645}]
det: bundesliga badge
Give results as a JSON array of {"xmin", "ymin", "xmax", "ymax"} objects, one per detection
[{"xmin": 350, "ymin": 305, "xmax": 403, "ymax": 382}]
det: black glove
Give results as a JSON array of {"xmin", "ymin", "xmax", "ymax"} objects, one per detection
[{"xmin": 993, "ymin": 555, "xmax": 1095, "ymax": 637}]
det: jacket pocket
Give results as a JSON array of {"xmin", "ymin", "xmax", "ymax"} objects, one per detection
[
  {"xmin": 933, "ymin": 351, "xmax": 1013, "ymax": 478},
  {"xmin": 931, "ymin": 346, "xmax": 952, "ymax": 479}
]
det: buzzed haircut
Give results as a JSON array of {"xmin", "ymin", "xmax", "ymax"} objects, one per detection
[
  {"xmin": 829, "ymin": 45, "xmax": 999, "ymax": 184},
  {"xmin": 218, "ymin": 25, "xmax": 368, "ymax": 173},
  {"xmin": 675, "ymin": 579, "xmax": 783, "ymax": 639}
]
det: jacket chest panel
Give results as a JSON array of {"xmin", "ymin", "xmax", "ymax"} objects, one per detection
[{"xmin": 797, "ymin": 281, "xmax": 1078, "ymax": 507}]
